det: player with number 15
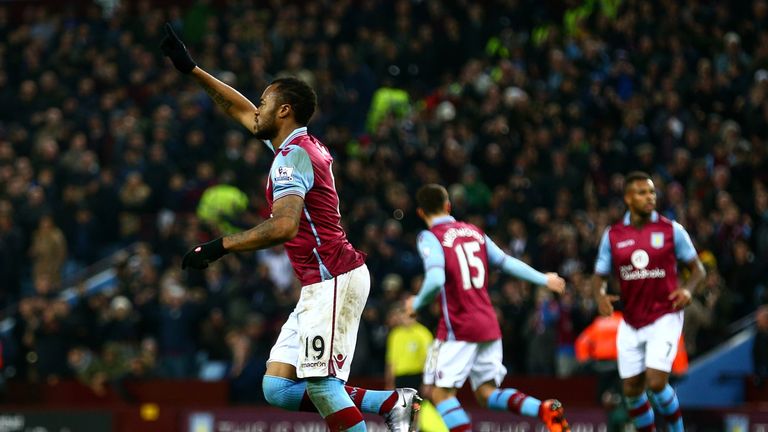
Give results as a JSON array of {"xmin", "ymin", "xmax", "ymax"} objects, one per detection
[{"xmin": 405, "ymin": 184, "xmax": 571, "ymax": 432}]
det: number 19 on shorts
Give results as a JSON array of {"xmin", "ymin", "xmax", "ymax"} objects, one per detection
[{"xmin": 305, "ymin": 335, "xmax": 325, "ymax": 360}]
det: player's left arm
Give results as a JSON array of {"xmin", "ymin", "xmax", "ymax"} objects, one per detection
[
  {"xmin": 182, "ymin": 147, "xmax": 312, "ymax": 270},
  {"xmin": 669, "ymin": 222, "xmax": 707, "ymax": 309},
  {"xmin": 223, "ymin": 147, "xmax": 313, "ymax": 252},
  {"xmin": 181, "ymin": 195, "xmax": 304, "ymax": 269},
  {"xmin": 406, "ymin": 231, "xmax": 446, "ymax": 314},
  {"xmin": 484, "ymin": 234, "xmax": 565, "ymax": 294},
  {"xmin": 223, "ymin": 195, "xmax": 303, "ymax": 251}
]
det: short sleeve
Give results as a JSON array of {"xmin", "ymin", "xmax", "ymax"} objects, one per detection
[
  {"xmin": 270, "ymin": 145, "xmax": 314, "ymax": 200},
  {"xmin": 673, "ymin": 221, "xmax": 698, "ymax": 263},
  {"xmin": 417, "ymin": 230, "xmax": 445, "ymax": 271},
  {"xmin": 594, "ymin": 228, "xmax": 612, "ymax": 275}
]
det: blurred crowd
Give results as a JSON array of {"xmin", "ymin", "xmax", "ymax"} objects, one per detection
[{"xmin": 1, "ymin": 0, "xmax": 767, "ymax": 399}]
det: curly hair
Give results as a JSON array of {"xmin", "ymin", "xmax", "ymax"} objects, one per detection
[{"xmin": 270, "ymin": 77, "xmax": 317, "ymax": 126}]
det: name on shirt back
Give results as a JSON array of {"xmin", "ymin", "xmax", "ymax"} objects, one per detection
[{"xmin": 441, "ymin": 227, "xmax": 485, "ymax": 247}]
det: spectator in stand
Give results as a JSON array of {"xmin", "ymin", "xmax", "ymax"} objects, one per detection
[
  {"xmin": 0, "ymin": 203, "xmax": 24, "ymax": 305},
  {"xmin": 155, "ymin": 281, "xmax": 205, "ymax": 378},
  {"xmin": 18, "ymin": 275, "xmax": 71, "ymax": 383},
  {"xmin": 526, "ymin": 287, "xmax": 560, "ymax": 375},
  {"xmin": 29, "ymin": 215, "xmax": 67, "ymax": 287},
  {"xmin": 226, "ymin": 324, "xmax": 267, "ymax": 404},
  {"xmin": 683, "ymin": 268, "xmax": 721, "ymax": 357}
]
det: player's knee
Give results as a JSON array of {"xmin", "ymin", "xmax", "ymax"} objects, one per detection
[
  {"xmin": 644, "ymin": 368, "xmax": 672, "ymax": 393},
  {"xmin": 646, "ymin": 376, "xmax": 668, "ymax": 393},
  {"xmin": 622, "ymin": 379, "xmax": 644, "ymax": 397},
  {"xmin": 262, "ymin": 375, "xmax": 295, "ymax": 408},
  {"xmin": 431, "ymin": 386, "xmax": 457, "ymax": 406},
  {"xmin": 420, "ymin": 384, "xmax": 433, "ymax": 402},
  {"xmin": 474, "ymin": 392, "xmax": 489, "ymax": 408},
  {"xmin": 305, "ymin": 377, "xmax": 342, "ymax": 400},
  {"xmin": 473, "ymin": 384, "xmax": 495, "ymax": 408}
]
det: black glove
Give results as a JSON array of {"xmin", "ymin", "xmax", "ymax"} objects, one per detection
[
  {"xmin": 182, "ymin": 237, "xmax": 227, "ymax": 269},
  {"xmin": 160, "ymin": 22, "xmax": 196, "ymax": 73}
]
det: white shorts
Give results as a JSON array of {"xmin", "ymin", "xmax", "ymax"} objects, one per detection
[
  {"xmin": 422, "ymin": 339, "xmax": 507, "ymax": 391},
  {"xmin": 268, "ymin": 264, "xmax": 370, "ymax": 382},
  {"xmin": 617, "ymin": 311, "xmax": 683, "ymax": 379}
]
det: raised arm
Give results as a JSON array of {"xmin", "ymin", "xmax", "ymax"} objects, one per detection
[
  {"xmin": 191, "ymin": 68, "xmax": 257, "ymax": 133},
  {"xmin": 160, "ymin": 23, "xmax": 257, "ymax": 133}
]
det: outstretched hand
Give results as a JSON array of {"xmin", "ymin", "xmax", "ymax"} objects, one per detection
[
  {"xmin": 160, "ymin": 22, "xmax": 197, "ymax": 73},
  {"xmin": 544, "ymin": 272, "xmax": 566, "ymax": 294}
]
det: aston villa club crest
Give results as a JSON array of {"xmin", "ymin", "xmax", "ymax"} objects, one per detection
[{"xmin": 651, "ymin": 232, "xmax": 664, "ymax": 249}]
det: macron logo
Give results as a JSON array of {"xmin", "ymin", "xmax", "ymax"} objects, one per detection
[{"xmin": 616, "ymin": 239, "xmax": 635, "ymax": 249}]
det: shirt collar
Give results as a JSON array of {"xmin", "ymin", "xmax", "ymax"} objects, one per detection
[
  {"xmin": 270, "ymin": 126, "xmax": 307, "ymax": 151},
  {"xmin": 623, "ymin": 210, "xmax": 659, "ymax": 225},
  {"xmin": 430, "ymin": 215, "xmax": 455, "ymax": 227}
]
